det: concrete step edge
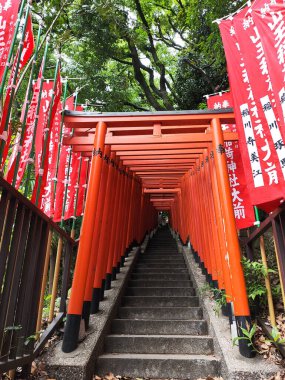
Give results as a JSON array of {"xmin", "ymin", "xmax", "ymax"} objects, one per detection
[{"xmin": 97, "ymin": 353, "xmax": 220, "ymax": 360}]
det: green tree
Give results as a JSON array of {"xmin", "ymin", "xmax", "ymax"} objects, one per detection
[{"xmin": 29, "ymin": 0, "xmax": 248, "ymax": 111}]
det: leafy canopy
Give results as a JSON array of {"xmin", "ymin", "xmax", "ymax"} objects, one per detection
[{"xmin": 32, "ymin": 0, "xmax": 247, "ymax": 111}]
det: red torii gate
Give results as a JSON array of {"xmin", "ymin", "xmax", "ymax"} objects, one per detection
[{"xmin": 61, "ymin": 109, "xmax": 252, "ymax": 357}]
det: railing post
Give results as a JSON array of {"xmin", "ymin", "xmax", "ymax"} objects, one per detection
[
  {"xmin": 62, "ymin": 121, "xmax": 107, "ymax": 353},
  {"xmin": 211, "ymin": 117, "xmax": 253, "ymax": 358}
]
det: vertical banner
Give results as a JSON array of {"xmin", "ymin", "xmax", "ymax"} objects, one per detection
[
  {"xmin": 207, "ymin": 93, "xmax": 255, "ymax": 229},
  {"xmin": 53, "ymin": 145, "xmax": 69, "ymax": 222},
  {"xmin": 233, "ymin": 6, "xmax": 285, "ymax": 180},
  {"xmin": 32, "ymin": 68, "xmax": 62, "ymax": 210},
  {"xmin": 34, "ymin": 81, "xmax": 54, "ymax": 176},
  {"xmin": 251, "ymin": 0, "xmax": 285, "ymax": 127},
  {"xmin": 76, "ymin": 157, "xmax": 89, "ymax": 217},
  {"xmin": 0, "ymin": 14, "xmax": 34, "ymax": 165},
  {"xmin": 41, "ymin": 100, "xmax": 62, "ymax": 217},
  {"xmin": 0, "ymin": 0, "xmax": 21, "ymax": 82},
  {"xmin": 53, "ymin": 96, "xmax": 75, "ymax": 221},
  {"xmin": 6, "ymin": 64, "xmax": 43, "ymax": 187},
  {"xmin": 63, "ymin": 152, "xmax": 80, "ymax": 220},
  {"xmin": 219, "ymin": 16, "xmax": 285, "ymax": 212}
]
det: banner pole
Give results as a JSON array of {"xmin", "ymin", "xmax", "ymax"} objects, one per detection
[
  {"xmin": 12, "ymin": 22, "xmax": 43, "ymax": 187},
  {"xmin": 0, "ymin": 0, "xmax": 26, "ymax": 100},
  {"xmin": 24, "ymin": 37, "xmax": 49, "ymax": 197},
  {"xmin": 254, "ymin": 206, "xmax": 260, "ymax": 227},
  {"xmin": 35, "ymin": 57, "xmax": 60, "ymax": 206},
  {"xmin": 0, "ymin": 5, "xmax": 30, "ymax": 166}
]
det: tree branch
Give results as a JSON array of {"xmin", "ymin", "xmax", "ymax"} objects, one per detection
[
  {"xmin": 124, "ymin": 101, "xmax": 150, "ymax": 111},
  {"xmin": 126, "ymin": 38, "xmax": 165, "ymax": 110},
  {"xmin": 182, "ymin": 57, "xmax": 216, "ymax": 92},
  {"xmin": 110, "ymin": 56, "xmax": 133, "ymax": 66}
]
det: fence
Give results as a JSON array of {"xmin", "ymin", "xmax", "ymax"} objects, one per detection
[
  {"xmin": 0, "ymin": 177, "xmax": 78, "ymax": 374},
  {"xmin": 242, "ymin": 202, "xmax": 285, "ymax": 354}
]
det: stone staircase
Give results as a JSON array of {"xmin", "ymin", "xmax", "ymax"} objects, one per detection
[{"xmin": 95, "ymin": 227, "xmax": 221, "ymax": 379}]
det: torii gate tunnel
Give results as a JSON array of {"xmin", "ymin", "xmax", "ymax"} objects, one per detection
[{"xmin": 61, "ymin": 109, "xmax": 252, "ymax": 357}]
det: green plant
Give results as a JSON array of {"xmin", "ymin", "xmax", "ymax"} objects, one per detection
[
  {"xmin": 233, "ymin": 323, "xmax": 257, "ymax": 351},
  {"xmin": 198, "ymin": 284, "xmax": 228, "ymax": 316},
  {"xmin": 233, "ymin": 323, "xmax": 285, "ymax": 355},
  {"xmin": 267, "ymin": 326, "xmax": 285, "ymax": 345},
  {"xmin": 212, "ymin": 288, "xmax": 228, "ymax": 316},
  {"xmin": 241, "ymin": 257, "xmax": 276, "ymax": 309},
  {"xmin": 42, "ymin": 294, "xmax": 52, "ymax": 319},
  {"xmin": 198, "ymin": 283, "xmax": 212, "ymax": 297}
]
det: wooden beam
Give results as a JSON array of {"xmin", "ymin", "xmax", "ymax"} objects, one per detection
[
  {"xmin": 64, "ymin": 110, "xmax": 235, "ymax": 129},
  {"xmin": 117, "ymin": 149, "xmax": 204, "ymax": 156},
  {"xmin": 144, "ymin": 189, "xmax": 180, "ymax": 193},
  {"xmin": 123, "ymin": 159, "xmax": 197, "ymax": 165},
  {"xmin": 120, "ymin": 154, "xmax": 200, "ymax": 160}
]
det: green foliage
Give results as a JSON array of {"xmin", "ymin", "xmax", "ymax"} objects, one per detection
[
  {"xmin": 233, "ymin": 323, "xmax": 257, "ymax": 350},
  {"xmin": 42, "ymin": 294, "xmax": 52, "ymax": 319},
  {"xmin": 199, "ymin": 283, "xmax": 228, "ymax": 316},
  {"xmin": 30, "ymin": 0, "xmax": 248, "ymax": 111},
  {"xmin": 212, "ymin": 288, "xmax": 227, "ymax": 316},
  {"xmin": 233, "ymin": 323, "xmax": 285, "ymax": 354},
  {"xmin": 269, "ymin": 326, "xmax": 285, "ymax": 345},
  {"xmin": 241, "ymin": 257, "xmax": 276, "ymax": 308}
]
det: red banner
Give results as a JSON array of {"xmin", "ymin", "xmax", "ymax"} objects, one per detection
[
  {"xmin": 53, "ymin": 145, "xmax": 69, "ymax": 222},
  {"xmin": 0, "ymin": 0, "xmax": 21, "ymax": 82},
  {"xmin": 251, "ymin": 0, "xmax": 285, "ymax": 130},
  {"xmin": 41, "ymin": 100, "xmax": 62, "ymax": 217},
  {"xmin": 76, "ymin": 158, "xmax": 89, "ymax": 217},
  {"xmin": 234, "ymin": 6, "xmax": 285, "ymax": 179},
  {"xmin": 6, "ymin": 64, "xmax": 43, "ymax": 187},
  {"xmin": 1, "ymin": 14, "xmax": 34, "ymax": 168},
  {"xmin": 34, "ymin": 81, "xmax": 53, "ymax": 176},
  {"xmin": 63, "ymin": 152, "xmax": 81, "ymax": 220},
  {"xmin": 53, "ymin": 96, "xmax": 76, "ymax": 222},
  {"xmin": 32, "ymin": 69, "xmax": 62, "ymax": 210},
  {"xmin": 207, "ymin": 93, "xmax": 255, "ymax": 229},
  {"xmin": 219, "ymin": 16, "xmax": 285, "ymax": 212}
]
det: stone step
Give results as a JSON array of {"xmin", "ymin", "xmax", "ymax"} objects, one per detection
[
  {"xmin": 142, "ymin": 253, "xmax": 179, "ymax": 256},
  {"xmin": 136, "ymin": 263, "xmax": 187, "ymax": 268},
  {"xmin": 132, "ymin": 267, "xmax": 189, "ymax": 274},
  {"xmin": 105, "ymin": 335, "xmax": 214, "ymax": 355},
  {"xmin": 128, "ymin": 280, "xmax": 193, "ymax": 287},
  {"xmin": 95, "ymin": 353, "xmax": 221, "ymax": 379},
  {"xmin": 139, "ymin": 257, "xmax": 185, "ymax": 262},
  {"xmin": 126, "ymin": 287, "xmax": 196, "ymax": 296},
  {"xmin": 131, "ymin": 273, "xmax": 190, "ymax": 280},
  {"xmin": 118, "ymin": 306, "xmax": 203, "ymax": 320},
  {"xmin": 111, "ymin": 319, "xmax": 208, "ymax": 335},
  {"xmin": 133, "ymin": 268, "xmax": 188, "ymax": 274},
  {"xmin": 122, "ymin": 296, "xmax": 199, "ymax": 307}
]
